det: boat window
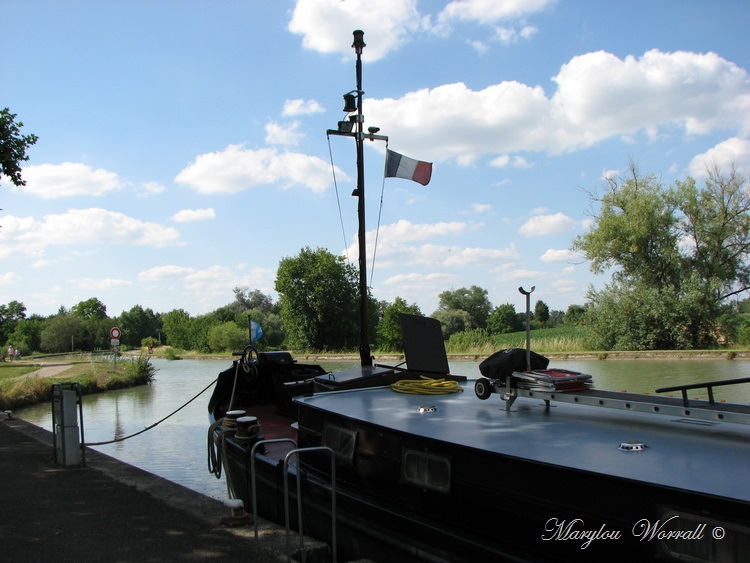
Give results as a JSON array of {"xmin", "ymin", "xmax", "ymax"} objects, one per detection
[
  {"xmin": 322, "ymin": 424, "xmax": 357, "ymax": 466},
  {"xmin": 656, "ymin": 509, "xmax": 750, "ymax": 563},
  {"xmin": 401, "ymin": 449, "xmax": 451, "ymax": 493}
]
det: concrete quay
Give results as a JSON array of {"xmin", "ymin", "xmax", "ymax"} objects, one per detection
[{"xmin": 0, "ymin": 416, "xmax": 330, "ymax": 562}]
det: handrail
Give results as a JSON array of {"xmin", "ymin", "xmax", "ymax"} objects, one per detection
[
  {"xmin": 655, "ymin": 377, "xmax": 750, "ymax": 406},
  {"xmin": 249, "ymin": 439, "xmax": 297, "ymax": 543},
  {"xmin": 283, "ymin": 446, "xmax": 337, "ymax": 563}
]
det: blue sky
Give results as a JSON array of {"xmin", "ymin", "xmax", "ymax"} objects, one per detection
[{"xmin": 2, "ymin": 0, "xmax": 750, "ymax": 319}]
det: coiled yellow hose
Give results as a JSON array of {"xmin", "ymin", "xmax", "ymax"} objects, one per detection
[{"xmin": 391, "ymin": 376, "xmax": 463, "ymax": 395}]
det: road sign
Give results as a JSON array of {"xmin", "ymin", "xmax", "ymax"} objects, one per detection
[{"xmin": 110, "ymin": 327, "xmax": 121, "ymax": 340}]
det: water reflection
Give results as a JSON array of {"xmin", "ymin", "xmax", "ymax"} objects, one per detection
[{"xmin": 15, "ymin": 356, "xmax": 750, "ymax": 501}]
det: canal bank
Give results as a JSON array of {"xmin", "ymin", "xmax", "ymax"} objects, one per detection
[{"xmin": 0, "ymin": 416, "xmax": 328, "ymax": 562}]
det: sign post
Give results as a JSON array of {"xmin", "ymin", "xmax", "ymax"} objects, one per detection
[{"xmin": 110, "ymin": 327, "xmax": 121, "ymax": 370}]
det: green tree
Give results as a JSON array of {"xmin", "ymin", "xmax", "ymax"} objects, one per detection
[
  {"xmin": 534, "ymin": 300, "xmax": 550, "ymax": 327},
  {"xmin": 486, "ymin": 303, "xmax": 523, "ymax": 334},
  {"xmin": 434, "ymin": 286, "xmax": 492, "ymax": 329},
  {"xmin": 118, "ymin": 305, "xmax": 161, "ymax": 347},
  {"xmin": 275, "ymin": 247, "xmax": 359, "ymax": 351},
  {"xmin": 377, "ymin": 297, "xmax": 422, "ymax": 352},
  {"xmin": 40, "ymin": 313, "xmax": 85, "ymax": 353},
  {"xmin": 0, "ymin": 300, "xmax": 27, "ymax": 345},
  {"xmin": 573, "ymin": 163, "xmax": 750, "ymax": 349},
  {"xmin": 0, "ymin": 108, "xmax": 38, "ymax": 187},
  {"xmin": 208, "ymin": 321, "xmax": 249, "ymax": 353},
  {"xmin": 161, "ymin": 309, "xmax": 193, "ymax": 349},
  {"xmin": 7, "ymin": 315, "xmax": 44, "ymax": 355},
  {"xmin": 71, "ymin": 297, "xmax": 109, "ymax": 350},
  {"xmin": 432, "ymin": 308, "xmax": 473, "ymax": 340}
]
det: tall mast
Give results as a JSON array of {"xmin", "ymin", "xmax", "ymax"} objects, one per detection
[
  {"xmin": 328, "ymin": 30, "xmax": 389, "ymax": 367},
  {"xmin": 352, "ymin": 30, "xmax": 370, "ymax": 367}
]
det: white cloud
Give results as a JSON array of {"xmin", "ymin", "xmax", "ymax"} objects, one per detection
[
  {"xmin": 138, "ymin": 265, "xmax": 196, "ymax": 281},
  {"xmin": 540, "ymin": 248, "xmax": 581, "ymax": 262},
  {"xmin": 0, "ymin": 272, "xmax": 22, "ymax": 284},
  {"xmin": 494, "ymin": 25, "xmax": 538, "ymax": 44},
  {"xmin": 365, "ymin": 50, "xmax": 750, "ymax": 162},
  {"xmin": 471, "ymin": 203, "xmax": 492, "ymax": 213},
  {"xmin": 288, "ymin": 0, "xmax": 423, "ymax": 61},
  {"xmin": 141, "ymin": 181, "xmax": 166, "ymax": 195},
  {"xmin": 0, "ymin": 208, "xmax": 181, "ymax": 260},
  {"xmin": 265, "ymin": 121, "xmax": 304, "ymax": 146},
  {"xmin": 19, "ymin": 162, "xmax": 122, "ymax": 199},
  {"xmin": 282, "ymin": 99, "xmax": 324, "ymax": 116},
  {"xmin": 438, "ymin": 0, "xmax": 557, "ymax": 25},
  {"xmin": 171, "ymin": 208, "xmax": 216, "ymax": 223},
  {"xmin": 175, "ymin": 144, "xmax": 345, "ymax": 194},
  {"xmin": 77, "ymin": 278, "xmax": 133, "ymax": 290},
  {"xmin": 688, "ymin": 137, "xmax": 750, "ymax": 176},
  {"xmin": 519, "ymin": 212, "xmax": 577, "ymax": 236}
]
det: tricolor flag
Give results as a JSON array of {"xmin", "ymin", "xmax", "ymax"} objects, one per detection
[{"xmin": 385, "ymin": 149, "xmax": 432, "ymax": 186}]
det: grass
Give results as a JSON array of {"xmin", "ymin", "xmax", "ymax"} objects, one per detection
[{"xmin": 0, "ymin": 354, "xmax": 155, "ymax": 411}]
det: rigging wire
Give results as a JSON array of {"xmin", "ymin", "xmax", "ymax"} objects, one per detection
[
  {"xmin": 327, "ymin": 133, "xmax": 351, "ymax": 265},
  {"xmin": 370, "ymin": 143, "xmax": 389, "ymax": 287}
]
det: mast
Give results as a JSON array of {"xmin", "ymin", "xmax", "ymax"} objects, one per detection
[
  {"xmin": 353, "ymin": 30, "xmax": 370, "ymax": 367},
  {"xmin": 327, "ymin": 30, "xmax": 388, "ymax": 368}
]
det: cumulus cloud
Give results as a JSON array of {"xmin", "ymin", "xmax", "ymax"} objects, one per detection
[
  {"xmin": 77, "ymin": 278, "xmax": 133, "ymax": 290},
  {"xmin": 540, "ymin": 248, "xmax": 582, "ymax": 263},
  {"xmin": 345, "ymin": 219, "xmax": 517, "ymax": 269},
  {"xmin": 138, "ymin": 265, "xmax": 196, "ymax": 281},
  {"xmin": 171, "ymin": 208, "xmax": 216, "ymax": 222},
  {"xmin": 18, "ymin": 162, "xmax": 122, "ymax": 199},
  {"xmin": 437, "ymin": 0, "xmax": 557, "ymax": 25},
  {"xmin": 288, "ymin": 0, "xmax": 423, "ymax": 61},
  {"xmin": 688, "ymin": 137, "xmax": 750, "ymax": 176},
  {"xmin": 174, "ymin": 144, "xmax": 346, "ymax": 194},
  {"xmin": 365, "ymin": 50, "xmax": 750, "ymax": 163},
  {"xmin": 282, "ymin": 99, "xmax": 324, "ymax": 116},
  {"xmin": 519, "ymin": 213, "xmax": 577, "ymax": 237},
  {"xmin": 0, "ymin": 208, "xmax": 181, "ymax": 260},
  {"xmin": 265, "ymin": 121, "xmax": 304, "ymax": 146}
]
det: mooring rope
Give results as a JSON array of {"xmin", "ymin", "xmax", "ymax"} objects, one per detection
[{"xmin": 83, "ymin": 376, "xmax": 218, "ymax": 446}]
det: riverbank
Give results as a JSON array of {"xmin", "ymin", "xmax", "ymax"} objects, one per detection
[{"xmin": 0, "ymin": 355, "xmax": 154, "ymax": 412}]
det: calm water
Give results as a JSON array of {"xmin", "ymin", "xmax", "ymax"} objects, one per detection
[{"xmin": 15, "ymin": 357, "xmax": 750, "ymax": 501}]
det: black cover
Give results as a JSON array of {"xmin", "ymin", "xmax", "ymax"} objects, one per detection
[
  {"xmin": 399, "ymin": 313, "xmax": 451, "ymax": 375},
  {"xmin": 479, "ymin": 348, "xmax": 549, "ymax": 379}
]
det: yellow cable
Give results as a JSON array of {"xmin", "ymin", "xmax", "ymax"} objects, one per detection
[{"xmin": 391, "ymin": 376, "xmax": 463, "ymax": 395}]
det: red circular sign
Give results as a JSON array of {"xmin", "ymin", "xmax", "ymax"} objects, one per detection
[{"xmin": 110, "ymin": 327, "xmax": 122, "ymax": 339}]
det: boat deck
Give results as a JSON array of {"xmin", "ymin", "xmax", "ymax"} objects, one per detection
[{"xmin": 295, "ymin": 381, "xmax": 750, "ymax": 504}]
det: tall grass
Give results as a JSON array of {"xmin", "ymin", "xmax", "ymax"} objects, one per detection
[{"xmin": 445, "ymin": 326, "xmax": 588, "ymax": 355}]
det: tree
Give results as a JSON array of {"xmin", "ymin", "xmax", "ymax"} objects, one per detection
[
  {"xmin": 487, "ymin": 303, "xmax": 523, "ymax": 334},
  {"xmin": 161, "ymin": 309, "xmax": 193, "ymax": 349},
  {"xmin": 432, "ymin": 308, "xmax": 473, "ymax": 340},
  {"xmin": 0, "ymin": 108, "xmax": 38, "ymax": 187},
  {"xmin": 118, "ymin": 305, "xmax": 161, "ymax": 347},
  {"xmin": 434, "ymin": 286, "xmax": 492, "ymax": 329},
  {"xmin": 377, "ymin": 297, "xmax": 422, "ymax": 352},
  {"xmin": 7, "ymin": 315, "xmax": 44, "ymax": 355},
  {"xmin": 0, "ymin": 300, "xmax": 27, "ymax": 345},
  {"xmin": 534, "ymin": 300, "xmax": 550, "ymax": 327},
  {"xmin": 40, "ymin": 314, "xmax": 85, "ymax": 353},
  {"xmin": 275, "ymin": 247, "xmax": 360, "ymax": 351},
  {"xmin": 71, "ymin": 297, "xmax": 109, "ymax": 350},
  {"xmin": 573, "ymin": 163, "xmax": 750, "ymax": 349}
]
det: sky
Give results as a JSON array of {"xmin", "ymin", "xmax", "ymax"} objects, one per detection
[{"xmin": 2, "ymin": 0, "xmax": 750, "ymax": 320}]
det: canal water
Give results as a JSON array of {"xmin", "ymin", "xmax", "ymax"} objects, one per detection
[{"xmin": 15, "ymin": 357, "xmax": 750, "ymax": 502}]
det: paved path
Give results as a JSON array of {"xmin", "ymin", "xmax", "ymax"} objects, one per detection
[{"xmin": 0, "ymin": 417, "xmax": 330, "ymax": 562}]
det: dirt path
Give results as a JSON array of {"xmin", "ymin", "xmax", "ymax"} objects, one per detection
[{"xmin": 6, "ymin": 362, "xmax": 74, "ymax": 381}]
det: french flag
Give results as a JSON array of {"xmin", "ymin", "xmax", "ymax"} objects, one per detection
[{"xmin": 385, "ymin": 149, "xmax": 432, "ymax": 186}]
